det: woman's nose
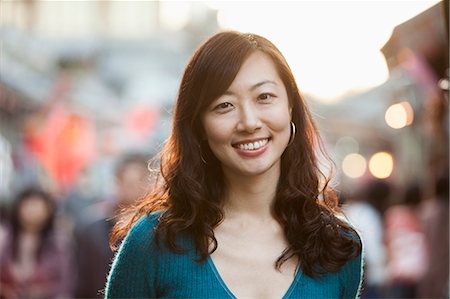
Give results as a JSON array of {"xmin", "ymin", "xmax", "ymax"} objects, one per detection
[{"xmin": 236, "ymin": 104, "xmax": 262, "ymax": 133}]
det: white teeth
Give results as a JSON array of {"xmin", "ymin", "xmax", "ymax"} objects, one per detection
[{"xmin": 237, "ymin": 139, "xmax": 268, "ymax": 151}]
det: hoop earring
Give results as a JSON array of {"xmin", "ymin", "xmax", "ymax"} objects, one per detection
[
  {"xmin": 198, "ymin": 145, "xmax": 207, "ymax": 165},
  {"xmin": 287, "ymin": 121, "xmax": 296, "ymax": 146},
  {"xmin": 200, "ymin": 153, "xmax": 207, "ymax": 165}
]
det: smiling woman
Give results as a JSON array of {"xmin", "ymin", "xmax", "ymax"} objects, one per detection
[
  {"xmin": 202, "ymin": 51, "xmax": 291, "ymax": 178},
  {"xmin": 105, "ymin": 31, "xmax": 363, "ymax": 299}
]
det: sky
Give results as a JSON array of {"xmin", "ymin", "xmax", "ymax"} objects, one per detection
[
  {"xmin": 3, "ymin": 0, "xmax": 441, "ymax": 102},
  {"xmin": 201, "ymin": 1, "xmax": 441, "ymax": 101}
]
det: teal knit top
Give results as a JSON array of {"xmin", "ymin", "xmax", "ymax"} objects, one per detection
[{"xmin": 105, "ymin": 212, "xmax": 363, "ymax": 299}]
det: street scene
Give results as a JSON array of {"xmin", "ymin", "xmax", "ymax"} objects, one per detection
[{"xmin": 0, "ymin": 1, "xmax": 448, "ymax": 298}]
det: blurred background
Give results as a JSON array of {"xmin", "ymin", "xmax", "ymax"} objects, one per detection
[{"xmin": 0, "ymin": 1, "xmax": 448, "ymax": 298}]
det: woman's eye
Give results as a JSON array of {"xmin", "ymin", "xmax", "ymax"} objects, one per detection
[
  {"xmin": 258, "ymin": 93, "xmax": 274, "ymax": 101},
  {"xmin": 214, "ymin": 102, "xmax": 234, "ymax": 111}
]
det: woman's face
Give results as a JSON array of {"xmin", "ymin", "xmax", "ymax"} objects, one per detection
[
  {"xmin": 18, "ymin": 196, "xmax": 51, "ymax": 233},
  {"xmin": 202, "ymin": 51, "xmax": 291, "ymax": 179}
]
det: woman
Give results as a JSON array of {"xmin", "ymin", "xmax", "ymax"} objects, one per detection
[
  {"xmin": 0, "ymin": 187, "xmax": 73, "ymax": 298},
  {"xmin": 106, "ymin": 31, "xmax": 363, "ymax": 299}
]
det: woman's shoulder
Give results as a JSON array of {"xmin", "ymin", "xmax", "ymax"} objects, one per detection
[
  {"xmin": 332, "ymin": 217, "xmax": 364, "ymax": 297},
  {"xmin": 338, "ymin": 221, "xmax": 364, "ymax": 274},
  {"xmin": 337, "ymin": 215, "xmax": 364, "ymax": 267},
  {"xmin": 105, "ymin": 211, "xmax": 164, "ymax": 298},
  {"xmin": 133, "ymin": 210, "xmax": 163, "ymax": 229},
  {"xmin": 125, "ymin": 210, "xmax": 164, "ymax": 242},
  {"xmin": 336, "ymin": 213, "xmax": 362, "ymax": 243}
]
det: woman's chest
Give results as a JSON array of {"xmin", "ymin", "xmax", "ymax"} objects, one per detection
[
  {"xmin": 152, "ymin": 229, "xmax": 345, "ymax": 299},
  {"xmin": 209, "ymin": 240, "xmax": 298, "ymax": 298},
  {"xmin": 211, "ymin": 220, "xmax": 299, "ymax": 296},
  {"xmin": 154, "ymin": 251, "xmax": 343, "ymax": 299}
]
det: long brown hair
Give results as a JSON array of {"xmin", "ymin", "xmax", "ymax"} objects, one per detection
[{"xmin": 111, "ymin": 31, "xmax": 361, "ymax": 277}]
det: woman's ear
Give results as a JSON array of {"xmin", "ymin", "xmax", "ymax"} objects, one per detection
[{"xmin": 289, "ymin": 107, "xmax": 293, "ymax": 117}]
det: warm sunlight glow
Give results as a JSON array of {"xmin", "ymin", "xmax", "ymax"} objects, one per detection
[
  {"xmin": 207, "ymin": 1, "xmax": 440, "ymax": 101},
  {"xmin": 369, "ymin": 152, "xmax": 394, "ymax": 179},
  {"xmin": 342, "ymin": 153, "xmax": 367, "ymax": 179},
  {"xmin": 385, "ymin": 101, "xmax": 414, "ymax": 129},
  {"xmin": 159, "ymin": 1, "xmax": 191, "ymax": 31}
]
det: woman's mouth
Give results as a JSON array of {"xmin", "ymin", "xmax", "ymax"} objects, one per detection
[
  {"xmin": 233, "ymin": 138, "xmax": 269, "ymax": 151},
  {"xmin": 232, "ymin": 138, "xmax": 270, "ymax": 157}
]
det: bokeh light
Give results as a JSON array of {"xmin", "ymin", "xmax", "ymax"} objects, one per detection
[
  {"xmin": 342, "ymin": 153, "xmax": 367, "ymax": 179},
  {"xmin": 385, "ymin": 101, "xmax": 414, "ymax": 129},
  {"xmin": 369, "ymin": 152, "xmax": 394, "ymax": 179}
]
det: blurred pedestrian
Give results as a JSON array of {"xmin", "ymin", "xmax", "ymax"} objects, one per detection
[
  {"xmin": 344, "ymin": 180, "xmax": 391, "ymax": 298},
  {"xmin": 0, "ymin": 201, "xmax": 9, "ymax": 248},
  {"xmin": 417, "ymin": 172, "xmax": 449, "ymax": 298},
  {"xmin": 0, "ymin": 186, "xmax": 74, "ymax": 299},
  {"xmin": 105, "ymin": 31, "xmax": 363, "ymax": 298},
  {"xmin": 73, "ymin": 152, "xmax": 150, "ymax": 298},
  {"xmin": 384, "ymin": 182, "xmax": 429, "ymax": 299}
]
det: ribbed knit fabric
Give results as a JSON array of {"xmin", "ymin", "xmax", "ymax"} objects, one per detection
[{"xmin": 105, "ymin": 212, "xmax": 363, "ymax": 299}]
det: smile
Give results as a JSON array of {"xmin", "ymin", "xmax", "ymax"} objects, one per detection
[{"xmin": 232, "ymin": 138, "xmax": 269, "ymax": 151}]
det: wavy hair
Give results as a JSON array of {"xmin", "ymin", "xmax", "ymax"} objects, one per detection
[{"xmin": 111, "ymin": 31, "xmax": 361, "ymax": 277}]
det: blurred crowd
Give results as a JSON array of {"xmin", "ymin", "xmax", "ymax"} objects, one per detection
[
  {"xmin": 342, "ymin": 172, "xmax": 449, "ymax": 299},
  {"xmin": 0, "ymin": 152, "xmax": 152, "ymax": 298}
]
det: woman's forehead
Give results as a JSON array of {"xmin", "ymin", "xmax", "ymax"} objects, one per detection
[{"xmin": 226, "ymin": 52, "xmax": 282, "ymax": 91}]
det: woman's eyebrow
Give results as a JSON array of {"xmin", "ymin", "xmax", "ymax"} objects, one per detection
[
  {"xmin": 250, "ymin": 80, "xmax": 277, "ymax": 91},
  {"xmin": 223, "ymin": 80, "xmax": 277, "ymax": 95}
]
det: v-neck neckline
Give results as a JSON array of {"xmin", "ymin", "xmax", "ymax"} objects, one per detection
[{"xmin": 207, "ymin": 256, "xmax": 303, "ymax": 299}]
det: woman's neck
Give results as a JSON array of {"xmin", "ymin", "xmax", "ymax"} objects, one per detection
[{"xmin": 222, "ymin": 167, "xmax": 280, "ymax": 220}]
